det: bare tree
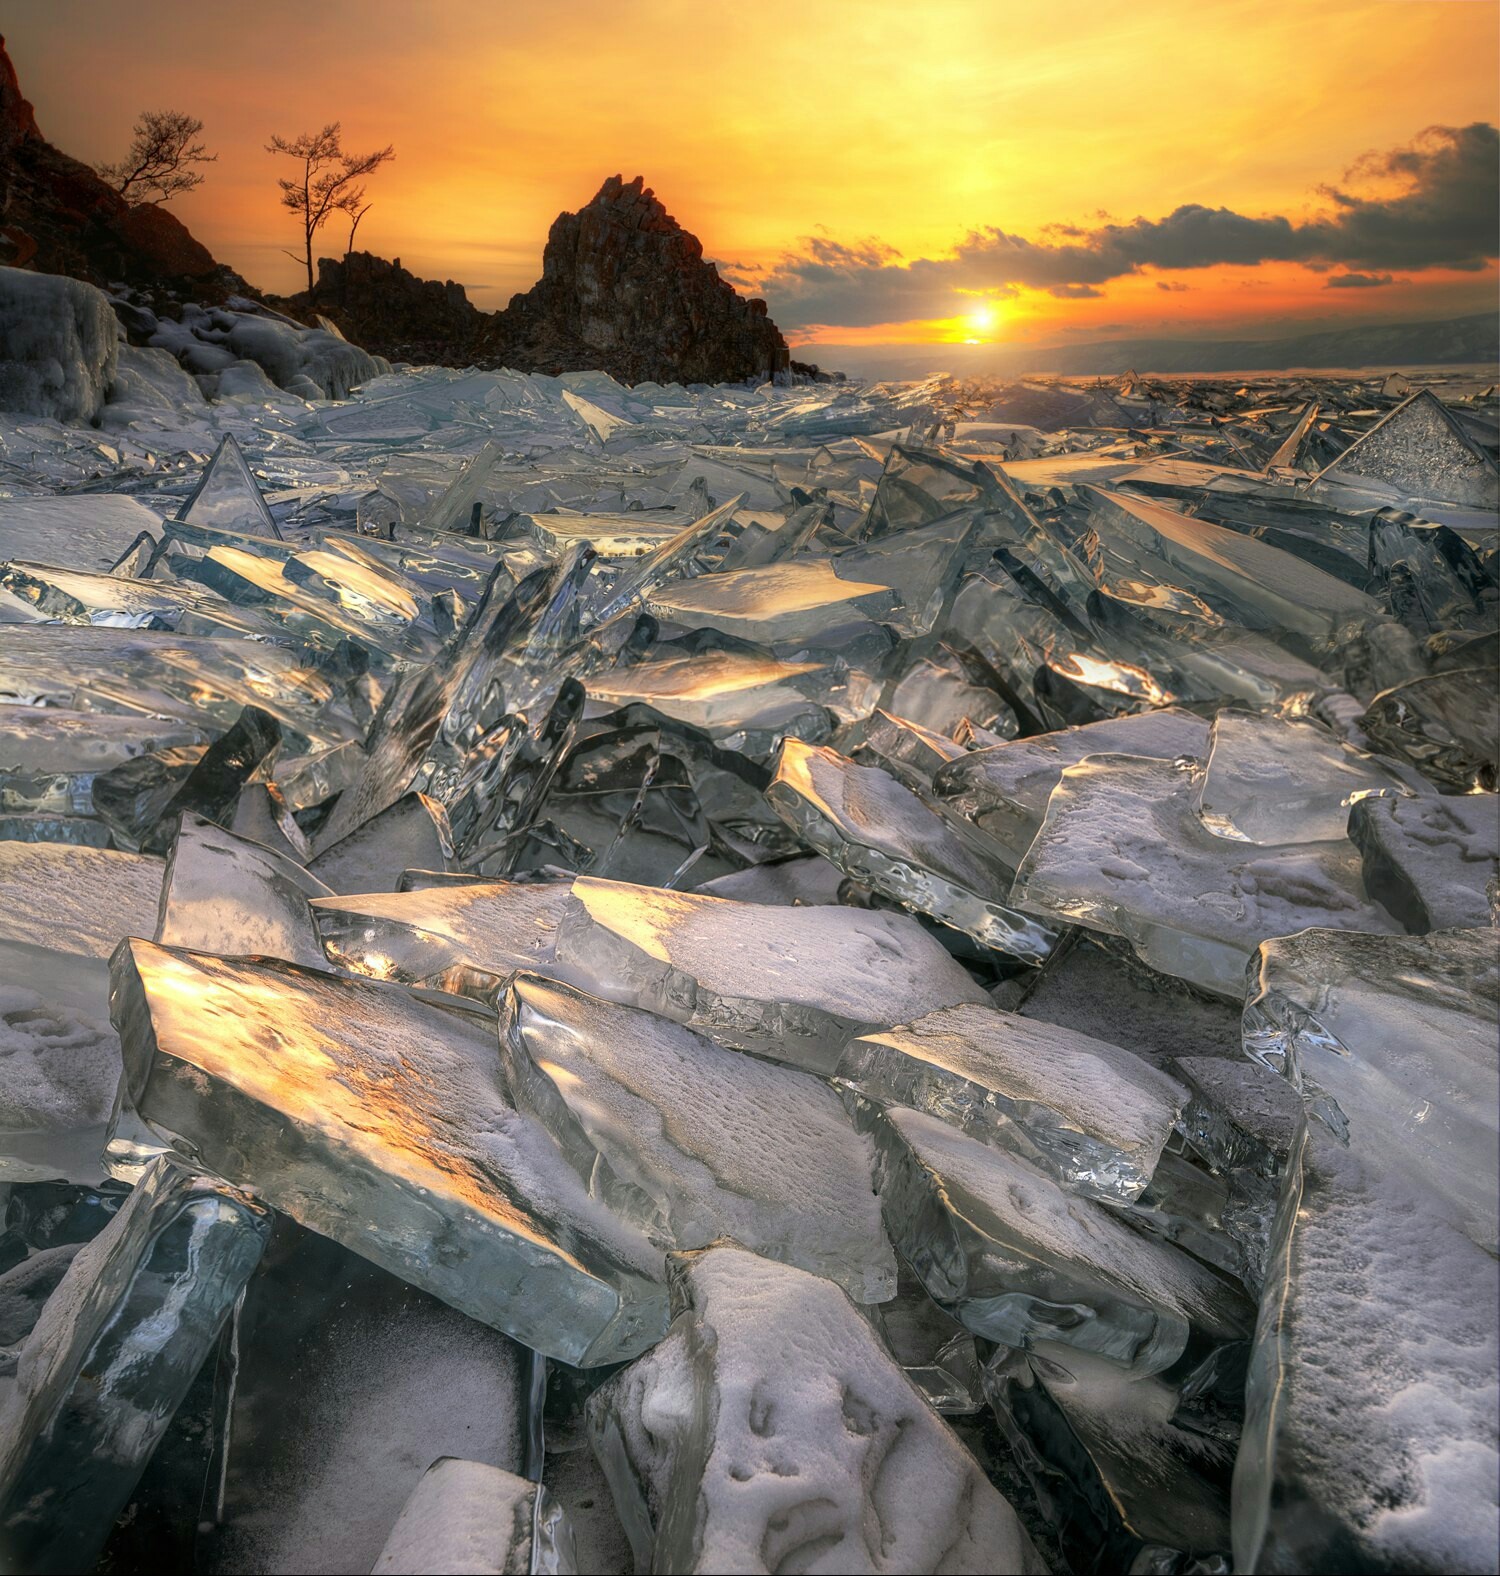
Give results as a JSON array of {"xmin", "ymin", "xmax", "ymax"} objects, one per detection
[
  {"xmin": 98, "ymin": 110, "xmax": 217, "ymax": 204},
  {"xmin": 266, "ymin": 123, "xmax": 394, "ymax": 293},
  {"xmin": 345, "ymin": 199, "xmax": 373, "ymax": 255}
]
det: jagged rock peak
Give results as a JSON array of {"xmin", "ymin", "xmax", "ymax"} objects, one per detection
[{"xmin": 486, "ymin": 174, "xmax": 790, "ymax": 385}]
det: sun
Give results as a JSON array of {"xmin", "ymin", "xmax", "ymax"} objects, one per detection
[{"xmin": 965, "ymin": 303, "xmax": 998, "ymax": 339}]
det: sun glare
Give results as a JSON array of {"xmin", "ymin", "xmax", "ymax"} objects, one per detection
[{"xmin": 966, "ymin": 303, "xmax": 998, "ymax": 339}]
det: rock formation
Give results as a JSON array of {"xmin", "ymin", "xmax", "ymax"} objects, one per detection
[
  {"xmin": 0, "ymin": 35, "xmax": 238, "ymax": 301},
  {"xmin": 485, "ymin": 175, "xmax": 789, "ymax": 384},
  {"xmin": 304, "ymin": 252, "xmax": 487, "ymax": 366}
]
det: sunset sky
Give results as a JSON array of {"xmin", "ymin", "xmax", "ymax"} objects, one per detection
[{"xmin": 8, "ymin": 0, "xmax": 1498, "ymax": 353}]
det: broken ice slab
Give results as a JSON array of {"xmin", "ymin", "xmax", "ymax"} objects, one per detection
[
  {"xmin": 309, "ymin": 791, "xmax": 454, "ymax": 893},
  {"xmin": 767, "ymin": 738, "xmax": 1061, "ymax": 961},
  {"xmin": 109, "ymin": 939, "xmax": 668, "ymax": 1365},
  {"xmin": 0, "ymin": 558, "xmax": 275, "ymax": 639},
  {"xmin": 0, "ymin": 1157, "xmax": 270, "ymax": 1576},
  {"xmin": 1235, "ymin": 1106, "xmax": 1499, "ymax": 1575},
  {"xmin": 0, "ymin": 704, "xmax": 206, "ymax": 822},
  {"xmin": 865, "ymin": 1102, "xmax": 1250, "ymax": 1375},
  {"xmin": 500, "ymin": 973, "xmax": 895, "ymax": 1302},
  {"xmin": 1080, "ymin": 485, "xmax": 1420, "ymax": 676},
  {"xmin": 157, "ymin": 812, "xmax": 331, "ymax": 965},
  {"xmin": 0, "ymin": 842, "xmax": 162, "ymax": 1182},
  {"xmin": 550, "ymin": 875, "xmax": 989, "ymax": 1075},
  {"xmin": 1194, "ymin": 708, "xmax": 1427, "ymax": 845},
  {"xmin": 646, "ymin": 557, "xmax": 898, "ymax": 642},
  {"xmin": 1244, "ymin": 925, "xmax": 1499, "ymax": 1258},
  {"xmin": 691, "ymin": 851, "xmax": 846, "ymax": 905},
  {"xmin": 313, "ymin": 878, "xmax": 571, "ymax": 992},
  {"xmin": 1349, "ymin": 790, "xmax": 1498, "ymax": 931},
  {"xmin": 372, "ymin": 1459, "xmax": 576, "ymax": 1576},
  {"xmin": 1010, "ymin": 753, "xmax": 1400, "ymax": 997},
  {"xmin": 1366, "ymin": 509, "xmax": 1496, "ymax": 641},
  {"xmin": 982, "ymin": 1339, "xmax": 1234, "ymax": 1572},
  {"xmin": 1234, "ymin": 927, "xmax": 1498, "ymax": 1571},
  {"xmin": 202, "ymin": 1220, "xmax": 529, "ymax": 1576},
  {"xmin": 1315, "ymin": 389, "xmax": 1500, "ymax": 510},
  {"xmin": 175, "ymin": 431, "xmax": 283, "ymax": 539},
  {"xmin": 0, "ymin": 495, "xmax": 161, "ymax": 575},
  {"xmin": 1173, "ymin": 1057, "xmax": 1302, "ymax": 1291},
  {"xmin": 934, "ymin": 708, "xmax": 1209, "ymax": 868},
  {"xmin": 527, "ymin": 508, "xmax": 684, "ymax": 560},
  {"xmin": 0, "ymin": 625, "xmax": 362, "ymax": 754},
  {"xmin": 586, "ymin": 1244, "xmax": 1044, "ymax": 1575},
  {"xmin": 1359, "ymin": 665, "xmax": 1499, "ymax": 792},
  {"xmin": 834, "ymin": 1002, "xmax": 1188, "ymax": 1203},
  {"xmin": 584, "ymin": 647, "xmax": 828, "ymax": 739}
]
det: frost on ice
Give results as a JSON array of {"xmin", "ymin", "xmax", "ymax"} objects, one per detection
[{"xmin": 0, "ymin": 340, "xmax": 1495, "ymax": 1574}]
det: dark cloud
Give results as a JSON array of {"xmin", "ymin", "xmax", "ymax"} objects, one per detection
[
  {"xmin": 1325, "ymin": 271, "xmax": 1397, "ymax": 289},
  {"xmin": 1047, "ymin": 282, "xmax": 1104, "ymax": 299},
  {"xmin": 760, "ymin": 123, "xmax": 1498, "ymax": 329},
  {"xmin": 1156, "ymin": 280, "xmax": 1191, "ymax": 292}
]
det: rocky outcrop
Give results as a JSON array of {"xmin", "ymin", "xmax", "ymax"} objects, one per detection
[
  {"xmin": 302, "ymin": 252, "xmax": 486, "ymax": 365},
  {"xmin": 483, "ymin": 176, "xmax": 789, "ymax": 384},
  {"xmin": 0, "ymin": 35, "xmax": 239, "ymax": 302}
]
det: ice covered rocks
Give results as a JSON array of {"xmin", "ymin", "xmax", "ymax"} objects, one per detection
[
  {"xmin": 768, "ymin": 738, "xmax": 1060, "ymax": 961},
  {"xmin": 109, "ymin": 939, "xmax": 668, "ymax": 1365},
  {"xmin": 0, "ymin": 1157, "xmax": 270, "ymax": 1574},
  {"xmin": 1349, "ymin": 790, "xmax": 1498, "ymax": 932},
  {"xmin": 551, "ymin": 875, "xmax": 988, "ymax": 1074},
  {"xmin": 864, "ymin": 1103, "xmax": 1251, "ymax": 1376},
  {"xmin": 587, "ymin": 1244, "xmax": 1044, "ymax": 1575},
  {"xmin": 500, "ymin": 974, "xmax": 895, "ymax": 1301},
  {"xmin": 1011, "ymin": 753, "xmax": 1399, "ymax": 996},
  {"xmin": 372, "ymin": 1459, "xmax": 577, "ymax": 1576},
  {"xmin": 0, "ymin": 267, "xmax": 118, "ymax": 423},
  {"xmin": 835, "ymin": 1003, "xmax": 1188, "ymax": 1203}
]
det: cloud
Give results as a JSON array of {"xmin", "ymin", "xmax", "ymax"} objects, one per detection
[
  {"xmin": 1325, "ymin": 271, "xmax": 1397, "ymax": 289},
  {"xmin": 760, "ymin": 123, "xmax": 1498, "ymax": 329},
  {"xmin": 1156, "ymin": 280, "xmax": 1191, "ymax": 292}
]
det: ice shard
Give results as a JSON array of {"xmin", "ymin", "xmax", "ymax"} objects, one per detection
[
  {"xmin": 499, "ymin": 973, "xmax": 895, "ymax": 1301},
  {"xmin": 372, "ymin": 1459, "xmax": 577, "ymax": 1576},
  {"xmin": 313, "ymin": 877, "xmax": 572, "ymax": 990},
  {"xmin": 1315, "ymin": 389, "xmax": 1500, "ymax": 509},
  {"xmin": 550, "ymin": 875, "xmax": 989, "ymax": 1074},
  {"xmin": 109, "ymin": 939, "xmax": 668, "ymax": 1364},
  {"xmin": 982, "ymin": 1339, "xmax": 1236, "ymax": 1572},
  {"xmin": 1010, "ymin": 752, "xmax": 1399, "ymax": 996},
  {"xmin": 1359, "ymin": 665, "xmax": 1499, "ymax": 793},
  {"xmin": 767, "ymin": 738, "xmax": 1061, "ymax": 961},
  {"xmin": 0, "ymin": 1157, "xmax": 271, "ymax": 1575},
  {"xmin": 310, "ymin": 792, "xmax": 454, "ymax": 892},
  {"xmin": 1235, "ymin": 927, "xmax": 1499, "ymax": 1574},
  {"xmin": 646, "ymin": 557, "xmax": 898, "ymax": 642},
  {"xmin": 864, "ymin": 1101, "xmax": 1251, "ymax": 1374},
  {"xmin": 586, "ymin": 1244, "xmax": 1044, "ymax": 1575},
  {"xmin": 834, "ymin": 1002, "xmax": 1188, "ymax": 1203},
  {"xmin": 1195, "ymin": 708, "xmax": 1427, "ymax": 845},
  {"xmin": 1349, "ymin": 789, "xmax": 1498, "ymax": 931},
  {"xmin": 175, "ymin": 433, "xmax": 283, "ymax": 540},
  {"xmin": 156, "ymin": 812, "xmax": 331, "ymax": 965}
]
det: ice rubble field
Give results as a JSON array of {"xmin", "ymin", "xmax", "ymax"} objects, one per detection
[{"xmin": 0, "ymin": 352, "xmax": 1495, "ymax": 1576}]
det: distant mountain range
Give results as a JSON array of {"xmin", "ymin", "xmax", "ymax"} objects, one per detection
[{"xmin": 796, "ymin": 313, "xmax": 1500, "ymax": 381}]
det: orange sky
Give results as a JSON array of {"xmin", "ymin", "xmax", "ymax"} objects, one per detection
[{"xmin": 8, "ymin": 0, "xmax": 1498, "ymax": 349}]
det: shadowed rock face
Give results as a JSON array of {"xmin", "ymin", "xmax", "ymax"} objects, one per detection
[
  {"xmin": 0, "ymin": 35, "xmax": 234, "ymax": 298},
  {"xmin": 300, "ymin": 177, "xmax": 791, "ymax": 385},
  {"xmin": 485, "ymin": 175, "xmax": 789, "ymax": 384}
]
